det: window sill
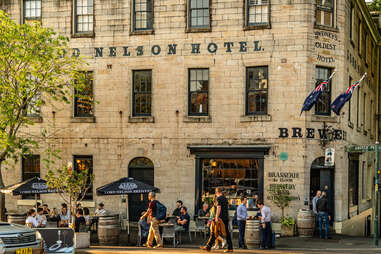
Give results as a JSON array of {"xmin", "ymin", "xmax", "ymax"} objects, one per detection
[
  {"xmin": 71, "ymin": 32, "xmax": 95, "ymax": 39},
  {"xmin": 240, "ymin": 114, "xmax": 272, "ymax": 122},
  {"xmin": 243, "ymin": 23, "xmax": 271, "ymax": 31},
  {"xmin": 183, "ymin": 115, "xmax": 211, "ymax": 123},
  {"xmin": 311, "ymin": 115, "xmax": 338, "ymax": 123},
  {"xmin": 27, "ymin": 116, "xmax": 43, "ymax": 123},
  {"xmin": 348, "ymin": 121, "xmax": 354, "ymax": 129},
  {"xmin": 70, "ymin": 116, "xmax": 96, "ymax": 123},
  {"xmin": 130, "ymin": 30, "xmax": 154, "ymax": 36},
  {"xmin": 128, "ymin": 116, "xmax": 155, "ymax": 123},
  {"xmin": 186, "ymin": 27, "xmax": 211, "ymax": 33},
  {"xmin": 314, "ymin": 24, "xmax": 339, "ymax": 33},
  {"xmin": 363, "ymin": 130, "xmax": 368, "ymax": 136}
]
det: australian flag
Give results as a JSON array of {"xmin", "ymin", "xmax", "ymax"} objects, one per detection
[
  {"xmin": 331, "ymin": 81, "xmax": 360, "ymax": 115},
  {"xmin": 330, "ymin": 73, "xmax": 366, "ymax": 115},
  {"xmin": 300, "ymin": 79, "xmax": 330, "ymax": 115}
]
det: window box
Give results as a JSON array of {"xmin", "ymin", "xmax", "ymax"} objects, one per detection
[
  {"xmin": 240, "ymin": 114, "xmax": 271, "ymax": 122},
  {"xmin": 70, "ymin": 116, "xmax": 96, "ymax": 123},
  {"xmin": 128, "ymin": 116, "xmax": 155, "ymax": 123}
]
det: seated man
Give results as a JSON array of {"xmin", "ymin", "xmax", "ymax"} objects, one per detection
[
  {"xmin": 176, "ymin": 206, "xmax": 190, "ymax": 232},
  {"xmin": 75, "ymin": 209, "xmax": 87, "ymax": 232},
  {"xmin": 172, "ymin": 200, "xmax": 183, "ymax": 217},
  {"xmin": 197, "ymin": 203, "xmax": 210, "ymax": 217}
]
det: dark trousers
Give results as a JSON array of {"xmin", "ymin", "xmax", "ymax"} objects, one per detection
[
  {"xmin": 318, "ymin": 212, "xmax": 329, "ymax": 239},
  {"xmin": 206, "ymin": 219, "xmax": 233, "ymax": 250},
  {"xmin": 260, "ymin": 222, "xmax": 272, "ymax": 248},
  {"xmin": 238, "ymin": 220, "xmax": 246, "ymax": 248}
]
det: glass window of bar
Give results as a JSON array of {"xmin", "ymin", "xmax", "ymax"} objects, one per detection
[
  {"xmin": 246, "ymin": 66, "xmax": 268, "ymax": 115},
  {"xmin": 133, "ymin": 0, "xmax": 153, "ymax": 31},
  {"xmin": 316, "ymin": 0, "xmax": 334, "ymax": 27},
  {"xmin": 247, "ymin": 0, "xmax": 270, "ymax": 26},
  {"xmin": 74, "ymin": 72, "xmax": 94, "ymax": 117},
  {"xmin": 22, "ymin": 155, "xmax": 40, "ymax": 199},
  {"xmin": 133, "ymin": 70, "xmax": 152, "ymax": 116},
  {"xmin": 189, "ymin": 0, "xmax": 210, "ymax": 28},
  {"xmin": 315, "ymin": 67, "xmax": 332, "ymax": 116},
  {"xmin": 74, "ymin": 155, "xmax": 93, "ymax": 200},
  {"xmin": 75, "ymin": 0, "xmax": 94, "ymax": 33},
  {"xmin": 23, "ymin": 0, "xmax": 41, "ymax": 23},
  {"xmin": 188, "ymin": 69, "xmax": 209, "ymax": 116}
]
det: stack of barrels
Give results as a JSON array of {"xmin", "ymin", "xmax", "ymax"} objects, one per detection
[
  {"xmin": 7, "ymin": 214, "xmax": 26, "ymax": 225},
  {"xmin": 98, "ymin": 215, "xmax": 121, "ymax": 244},
  {"xmin": 245, "ymin": 219, "xmax": 261, "ymax": 249},
  {"xmin": 296, "ymin": 209, "xmax": 314, "ymax": 237}
]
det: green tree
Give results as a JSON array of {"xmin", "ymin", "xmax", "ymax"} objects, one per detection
[
  {"xmin": 0, "ymin": 10, "xmax": 87, "ymax": 218},
  {"xmin": 368, "ymin": 0, "xmax": 381, "ymax": 11},
  {"xmin": 46, "ymin": 162, "xmax": 94, "ymax": 222},
  {"xmin": 268, "ymin": 186, "xmax": 294, "ymax": 218}
]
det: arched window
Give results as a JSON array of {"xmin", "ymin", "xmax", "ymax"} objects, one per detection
[{"xmin": 128, "ymin": 157, "xmax": 154, "ymax": 221}]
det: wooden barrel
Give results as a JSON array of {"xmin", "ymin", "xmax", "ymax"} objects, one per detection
[
  {"xmin": 297, "ymin": 209, "xmax": 314, "ymax": 237},
  {"xmin": 98, "ymin": 215, "xmax": 120, "ymax": 244},
  {"xmin": 7, "ymin": 214, "xmax": 26, "ymax": 225},
  {"xmin": 245, "ymin": 219, "xmax": 260, "ymax": 249}
]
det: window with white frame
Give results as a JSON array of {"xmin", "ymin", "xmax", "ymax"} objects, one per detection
[
  {"xmin": 188, "ymin": 0, "xmax": 210, "ymax": 29},
  {"xmin": 133, "ymin": 0, "xmax": 153, "ymax": 31},
  {"xmin": 23, "ymin": 0, "xmax": 41, "ymax": 23},
  {"xmin": 246, "ymin": 0, "xmax": 270, "ymax": 26},
  {"xmin": 74, "ymin": 0, "xmax": 94, "ymax": 34},
  {"xmin": 316, "ymin": 0, "xmax": 334, "ymax": 27}
]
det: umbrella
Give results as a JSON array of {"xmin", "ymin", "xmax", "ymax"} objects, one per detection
[
  {"xmin": 96, "ymin": 177, "xmax": 158, "ymax": 236},
  {"xmin": 0, "ymin": 177, "xmax": 59, "ymax": 207}
]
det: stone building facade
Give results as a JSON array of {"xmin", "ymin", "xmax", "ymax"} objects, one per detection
[{"xmin": 1, "ymin": 0, "xmax": 380, "ymax": 235}]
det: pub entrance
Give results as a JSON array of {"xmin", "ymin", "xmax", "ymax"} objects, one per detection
[{"xmin": 310, "ymin": 157, "xmax": 335, "ymax": 220}]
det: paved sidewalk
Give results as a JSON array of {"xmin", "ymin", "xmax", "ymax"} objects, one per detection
[{"xmin": 78, "ymin": 235, "xmax": 381, "ymax": 254}]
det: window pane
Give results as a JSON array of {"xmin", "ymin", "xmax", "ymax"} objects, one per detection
[
  {"xmin": 74, "ymin": 72, "xmax": 94, "ymax": 117},
  {"xmin": 315, "ymin": 67, "xmax": 332, "ymax": 115},
  {"xmin": 74, "ymin": 156, "xmax": 93, "ymax": 200},
  {"xmin": 247, "ymin": 0, "xmax": 269, "ymax": 26},
  {"xmin": 22, "ymin": 155, "xmax": 40, "ymax": 199},
  {"xmin": 246, "ymin": 66, "xmax": 268, "ymax": 115},
  {"xmin": 133, "ymin": 70, "xmax": 152, "ymax": 116},
  {"xmin": 24, "ymin": 0, "xmax": 41, "ymax": 19},
  {"xmin": 189, "ymin": 69, "xmax": 209, "ymax": 115}
]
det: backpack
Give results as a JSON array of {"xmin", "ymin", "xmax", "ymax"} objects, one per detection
[{"xmin": 155, "ymin": 201, "xmax": 167, "ymax": 220}]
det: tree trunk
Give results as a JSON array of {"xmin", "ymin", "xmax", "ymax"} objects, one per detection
[{"xmin": 0, "ymin": 160, "xmax": 6, "ymax": 221}]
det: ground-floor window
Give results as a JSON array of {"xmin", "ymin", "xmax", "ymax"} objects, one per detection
[
  {"xmin": 201, "ymin": 158, "xmax": 263, "ymax": 210},
  {"xmin": 348, "ymin": 155, "xmax": 359, "ymax": 218}
]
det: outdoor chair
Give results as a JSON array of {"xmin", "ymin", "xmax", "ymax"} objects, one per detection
[
  {"xmin": 194, "ymin": 218, "xmax": 207, "ymax": 238},
  {"xmin": 175, "ymin": 224, "xmax": 192, "ymax": 244},
  {"xmin": 162, "ymin": 225, "xmax": 176, "ymax": 248}
]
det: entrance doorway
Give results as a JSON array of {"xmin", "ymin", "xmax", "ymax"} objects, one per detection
[
  {"xmin": 310, "ymin": 157, "xmax": 335, "ymax": 220},
  {"xmin": 128, "ymin": 157, "xmax": 154, "ymax": 222}
]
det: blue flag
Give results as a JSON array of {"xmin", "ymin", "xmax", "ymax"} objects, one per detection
[{"xmin": 300, "ymin": 79, "xmax": 330, "ymax": 115}]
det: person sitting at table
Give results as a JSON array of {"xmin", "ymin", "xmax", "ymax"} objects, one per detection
[
  {"xmin": 42, "ymin": 204, "xmax": 50, "ymax": 215},
  {"xmin": 172, "ymin": 200, "xmax": 183, "ymax": 217},
  {"xmin": 25, "ymin": 209, "xmax": 40, "ymax": 228},
  {"xmin": 83, "ymin": 207, "xmax": 92, "ymax": 226},
  {"xmin": 95, "ymin": 202, "xmax": 107, "ymax": 216},
  {"xmin": 59, "ymin": 204, "xmax": 70, "ymax": 227},
  {"xmin": 36, "ymin": 207, "xmax": 47, "ymax": 228},
  {"xmin": 176, "ymin": 206, "xmax": 190, "ymax": 232},
  {"xmin": 198, "ymin": 203, "xmax": 210, "ymax": 217},
  {"xmin": 75, "ymin": 209, "xmax": 87, "ymax": 232}
]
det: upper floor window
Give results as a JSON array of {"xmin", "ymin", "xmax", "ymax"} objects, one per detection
[
  {"xmin": 132, "ymin": 0, "xmax": 153, "ymax": 31},
  {"xmin": 246, "ymin": 0, "xmax": 270, "ymax": 27},
  {"xmin": 74, "ymin": 0, "xmax": 94, "ymax": 34},
  {"xmin": 188, "ymin": 0, "xmax": 210, "ymax": 30},
  {"xmin": 22, "ymin": 155, "xmax": 40, "ymax": 199},
  {"xmin": 350, "ymin": 5, "xmax": 354, "ymax": 41},
  {"xmin": 73, "ymin": 155, "xmax": 93, "ymax": 200},
  {"xmin": 316, "ymin": 0, "xmax": 334, "ymax": 27},
  {"xmin": 74, "ymin": 72, "xmax": 94, "ymax": 117},
  {"xmin": 23, "ymin": 0, "xmax": 41, "ymax": 23},
  {"xmin": 246, "ymin": 66, "xmax": 268, "ymax": 115},
  {"xmin": 132, "ymin": 70, "xmax": 152, "ymax": 116},
  {"xmin": 188, "ymin": 69, "xmax": 209, "ymax": 116},
  {"xmin": 315, "ymin": 67, "xmax": 332, "ymax": 116},
  {"xmin": 362, "ymin": 29, "xmax": 367, "ymax": 60}
]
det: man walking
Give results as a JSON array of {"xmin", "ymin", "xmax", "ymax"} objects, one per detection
[
  {"xmin": 312, "ymin": 190, "xmax": 321, "ymax": 235},
  {"xmin": 140, "ymin": 192, "xmax": 163, "ymax": 248},
  {"xmin": 237, "ymin": 196, "xmax": 251, "ymax": 249},
  {"xmin": 257, "ymin": 200, "xmax": 272, "ymax": 249},
  {"xmin": 316, "ymin": 191, "xmax": 330, "ymax": 239},
  {"xmin": 201, "ymin": 187, "xmax": 233, "ymax": 252}
]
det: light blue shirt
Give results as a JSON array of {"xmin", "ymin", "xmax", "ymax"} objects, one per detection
[
  {"xmin": 237, "ymin": 203, "xmax": 248, "ymax": 221},
  {"xmin": 312, "ymin": 196, "xmax": 319, "ymax": 215}
]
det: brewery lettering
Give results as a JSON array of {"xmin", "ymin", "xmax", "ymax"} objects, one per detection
[{"xmin": 279, "ymin": 127, "xmax": 346, "ymax": 140}]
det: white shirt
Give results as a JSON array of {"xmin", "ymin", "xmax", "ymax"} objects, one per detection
[
  {"xmin": 25, "ymin": 216, "xmax": 39, "ymax": 228},
  {"xmin": 36, "ymin": 214, "xmax": 47, "ymax": 226},
  {"xmin": 95, "ymin": 208, "xmax": 106, "ymax": 216},
  {"xmin": 261, "ymin": 205, "xmax": 271, "ymax": 223}
]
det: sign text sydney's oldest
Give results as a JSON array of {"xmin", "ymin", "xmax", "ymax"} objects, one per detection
[{"xmin": 71, "ymin": 40, "xmax": 264, "ymax": 57}]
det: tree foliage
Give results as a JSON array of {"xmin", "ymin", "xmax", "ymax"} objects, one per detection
[
  {"xmin": 0, "ymin": 10, "xmax": 87, "ymax": 186},
  {"xmin": 368, "ymin": 0, "xmax": 381, "ymax": 12},
  {"xmin": 268, "ymin": 186, "xmax": 295, "ymax": 218},
  {"xmin": 46, "ymin": 163, "xmax": 94, "ymax": 219}
]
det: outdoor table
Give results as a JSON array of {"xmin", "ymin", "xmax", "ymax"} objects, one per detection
[{"xmin": 159, "ymin": 222, "xmax": 174, "ymax": 227}]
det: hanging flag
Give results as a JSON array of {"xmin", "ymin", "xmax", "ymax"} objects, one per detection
[
  {"xmin": 330, "ymin": 73, "xmax": 367, "ymax": 116},
  {"xmin": 300, "ymin": 72, "xmax": 336, "ymax": 115}
]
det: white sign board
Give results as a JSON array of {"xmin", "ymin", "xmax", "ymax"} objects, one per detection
[{"xmin": 325, "ymin": 148, "xmax": 335, "ymax": 166}]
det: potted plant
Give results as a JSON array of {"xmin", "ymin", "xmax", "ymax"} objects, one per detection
[
  {"xmin": 268, "ymin": 186, "xmax": 295, "ymax": 237},
  {"xmin": 280, "ymin": 216, "xmax": 295, "ymax": 237}
]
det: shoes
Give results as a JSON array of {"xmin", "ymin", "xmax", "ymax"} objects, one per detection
[
  {"xmin": 221, "ymin": 239, "xmax": 227, "ymax": 249},
  {"xmin": 143, "ymin": 243, "xmax": 153, "ymax": 248},
  {"xmin": 153, "ymin": 244, "xmax": 163, "ymax": 248},
  {"xmin": 211, "ymin": 244, "xmax": 219, "ymax": 250},
  {"xmin": 200, "ymin": 246, "xmax": 211, "ymax": 252},
  {"xmin": 224, "ymin": 250, "xmax": 233, "ymax": 253}
]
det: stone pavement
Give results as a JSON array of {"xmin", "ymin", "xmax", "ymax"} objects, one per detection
[{"xmin": 78, "ymin": 235, "xmax": 381, "ymax": 254}]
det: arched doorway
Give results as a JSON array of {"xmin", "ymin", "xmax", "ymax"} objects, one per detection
[
  {"xmin": 310, "ymin": 157, "xmax": 335, "ymax": 220},
  {"xmin": 128, "ymin": 157, "xmax": 154, "ymax": 222}
]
